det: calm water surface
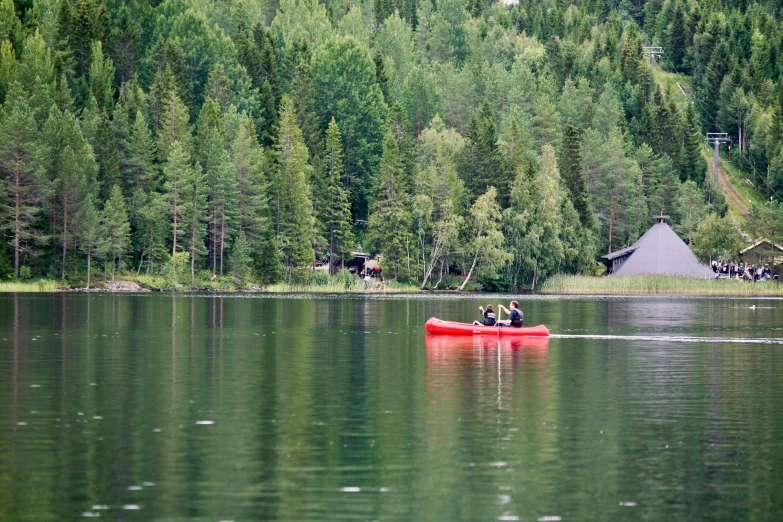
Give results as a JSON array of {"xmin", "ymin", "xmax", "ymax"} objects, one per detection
[{"xmin": 1, "ymin": 293, "xmax": 783, "ymax": 521}]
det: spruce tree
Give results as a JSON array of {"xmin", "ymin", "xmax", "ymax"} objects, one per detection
[
  {"xmin": 126, "ymin": 110, "xmax": 157, "ymax": 192},
  {"xmin": 230, "ymin": 230, "xmax": 252, "ymax": 284},
  {"xmin": 367, "ymin": 132, "xmax": 413, "ymax": 280},
  {"xmin": 460, "ymin": 100, "xmax": 508, "ymax": 206},
  {"xmin": 156, "ymin": 90, "xmax": 190, "ymax": 162},
  {"xmin": 107, "ymin": 5, "xmax": 140, "ymax": 83},
  {"xmin": 232, "ymin": 115, "xmax": 281, "ymax": 283},
  {"xmin": 88, "ymin": 41, "xmax": 114, "ymax": 112},
  {"xmin": 95, "ymin": 109, "xmax": 121, "ymax": 199},
  {"xmin": 680, "ymin": 103, "xmax": 706, "ymax": 184},
  {"xmin": 311, "ymin": 36, "xmax": 388, "ymax": 218},
  {"xmin": 274, "ymin": 95, "xmax": 315, "ymax": 274},
  {"xmin": 560, "ymin": 120, "xmax": 593, "ymax": 228},
  {"xmin": 99, "ymin": 184, "xmax": 130, "ymax": 281},
  {"xmin": 320, "ymin": 118, "xmax": 354, "ymax": 274},
  {"xmin": 290, "ymin": 53, "xmax": 322, "ymax": 157}
]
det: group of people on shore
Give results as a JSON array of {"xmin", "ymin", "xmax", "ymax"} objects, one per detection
[{"xmin": 711, "ymin": 261, "xmax": 777, "ymax": 281}]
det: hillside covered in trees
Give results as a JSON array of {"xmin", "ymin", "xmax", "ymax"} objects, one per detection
[{"xmin": 1, "ymin": 0, "xmax": 782, "ymax": 289}]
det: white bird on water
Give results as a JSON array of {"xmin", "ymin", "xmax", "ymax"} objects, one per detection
[{"xmin": 750, "ymin": 305, "xmax": 756, "ymax": 310}]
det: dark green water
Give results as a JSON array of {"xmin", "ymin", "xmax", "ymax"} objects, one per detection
[{"xmin": 1, "ymin": 293, "xmax": 783, "ymax": 522}]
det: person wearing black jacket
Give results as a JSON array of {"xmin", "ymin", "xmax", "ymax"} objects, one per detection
[
  {"xmin": 496, "ymin": 301, "xmax": 523, "ymax": 328},
  {"xmin": 473, "ymin": 305, "xmax": 496, "ymax": 326}
]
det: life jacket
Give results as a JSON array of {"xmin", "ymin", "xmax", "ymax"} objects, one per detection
[
  {"xmin": 509, "ymin": 309, "xmax": 523, "ymax": 327},
  {"xmin": 483, "ymin": 311, "xmax": 496, "ymax": 326}
]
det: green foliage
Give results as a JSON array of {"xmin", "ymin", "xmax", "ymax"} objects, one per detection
[
  {"xmin": 311, "ymin": 35, "xmax": 388, "ymax": 217},
  {"xmin": 693, "ymin": 213, "xmax": 746, "ymax": 262},
  {"xmin": 274, "ymin": 94, "xmax": 315, "ymax": 273},
  {"xmin": 229, "ymin": 229, "xmax": 252, "ymax": 284},
  {"xmin": 368, "ymin": 132, "xmax": 413, "ymax": 280},
  {"xmin": 1, "ymin": 0, "xmax": 778, "ymax": 291},
  {"xmin": 318, "ymin": 118, "xmax": 353, "ymax": 274},
  {"xmin": 99, "ymin": 184, "xmax": 131, "ymax": 281}
]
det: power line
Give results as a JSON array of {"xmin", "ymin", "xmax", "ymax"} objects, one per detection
[{"xmin": 616, "ymin": 5, "xmax": 781, "ymax": 202}]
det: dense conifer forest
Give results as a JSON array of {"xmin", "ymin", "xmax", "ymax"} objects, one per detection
[{"xmin": 1, "ymin": 0, "xmax": 782, "ymax": 289}]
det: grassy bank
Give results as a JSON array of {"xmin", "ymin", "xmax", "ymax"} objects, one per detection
[
  {"xmin": 541, "ymin": 274, "xmax": 783, "ymax": 296},
  {"xmin": 265, "ymin": 279, "xmax": 419, "ymax": 294},
  {"xmin": 0, "ymin": 280, "xmax": 62, "ymax": 292}
]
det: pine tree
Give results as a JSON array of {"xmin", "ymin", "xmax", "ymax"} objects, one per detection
[
  {"xmin": 77, "ymin": 195, "xmax": 99, "ymax": 288},
  {"xmin": 229, "ymin": 230, "xmax": 252, "ymax": 284},
  {"xmin": 231, "ymin": 115, "xmax": 281, "ymax": 283},
  {"xmin": 88, "ymin": 40, "xmax": 114, "ymax": 112},
  {"xmin": 320, "ymin": 118, "xmax": 354, "ymax": 274},
  {"xmin": 560, "ymin": 120, "xmax": 593, "ymax": 228},
  {"xmin": 289, "ymin": 53, "xmax": 322, "ymax": 157},
  {"xmin": 680, "ymin": 103, "xmax": 706, "ymax": 184},
  {"xmin": 107, "ymin": 5, "xmax": 140, "ymax": 83},
  {"xmin": 181, "ymin": 153, "xmax": 208, "ymax": 287},
  {"xmin": 374, "ymin": 51, "xmax": 390, "ymax": 102},
  {"xmin": 460, "ymin": 100, "xmax": 508, "ymax": 205},
  {"xmin": 156, "ymin": 90, "xmax": 190, "ymax": 162},
  {"xmin": 388, "ymin": 103, "xmax": 417, "ymax": 188},
  {"xmin": 126, "ymin": 110, "xmax": 157, "ymax": 192},
  {"xmin": 237, "ymin": 23, "xmax": 280, "ymax": 145},
  {"xmin": 66, "ymin": 0, "xmax": 110, "ymax": 78},
  {"xmin": 163, "ymin": 141, "xmax": 193, "ymax": 255},
  {"xmin": 99, "ymin": 184, "xmax": 130, "ymax": 281},
  {"xmin": 274, "ymin": 95, "xmax": 315, "ymax": 273},
  {"xmin": 95, "ymin": 109, "xmax": 121, "ymax": 199},
  {"xmin": 55, "ymin": 146, "xmax": 91, "ymax": 278},
  {"xmin": 368, "ymin": 132, "xmax": 413, "ymax": 280},
  {"xmin": 0, "ymin": 94, "xmax": 51, "ymax": 278},
  {"xmin": 130, "ymin": 188, "xmax": 168, "ymax": 275},
  {"xmin": 311, "ymin": 35, "xmax": 388, "ymax": 218}
]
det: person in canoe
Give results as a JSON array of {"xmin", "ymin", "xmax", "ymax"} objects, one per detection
[
  {"xmin": 473, "ymin": 304, "xmax": 496, "ymax": 326},
  {"xmin": 496, "ymin": 301, "xmax": 523, "ymax": 327}
]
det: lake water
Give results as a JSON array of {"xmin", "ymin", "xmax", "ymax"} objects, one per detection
[{"xmin": 1, "ymin": 293, "xmax": 783, "ymax": 521}]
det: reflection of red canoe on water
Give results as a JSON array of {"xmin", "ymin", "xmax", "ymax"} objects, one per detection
[
  {"xmin": 425, "ymin": 334, "xmax": 550, "ymax": 350},
  {"xmin": 425, "ymin": 317, "xmax": 550, "ymax": 337}
]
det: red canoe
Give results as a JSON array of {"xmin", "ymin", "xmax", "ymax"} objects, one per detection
[{"xmin": 425, "ymin": 317, "xmax": 550, "ymax": 337}]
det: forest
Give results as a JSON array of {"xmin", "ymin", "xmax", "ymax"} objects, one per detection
[{"xmin": 1, "ymin": 0, "xmax": 783, "ymax": 289}]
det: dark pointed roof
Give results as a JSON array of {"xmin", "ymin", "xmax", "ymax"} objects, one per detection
[{"xmin": 611, "ymin": 218, "xmax": 710, "ymax": 278}]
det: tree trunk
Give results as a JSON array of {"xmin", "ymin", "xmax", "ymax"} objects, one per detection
[
  {"xmin": 219, "ymin": 210, "xmax": 225, "ymax": 277},
  {"xmin": 608, "ymin": 188, "xmax": 616, "ymax": 253},
  {"xmin": 111, "ymin": 254, "xmax": 116, "ymax": 282},
  {"xmin": 212, "ymin": 207, "xmax": 218, "ymax": 276},
  {"xmin": 190, "ymin": 230, "xmax": 197, "ymax": 288},
  {"xmin": 458, "ymin": 251, "xmax": 480, "ymax": 291},
  {"xmin": 62, "ymin": 204, "xmax": 68, "ymax": 279},
  {"xmin": 86, "ymin": 250, "xmax": 91, "ymax": 290},
  {"xmin": 14, "ymin": 169, "xmax": 20, "ymax": 278},
  {"xmin": 172, "ymin": 193, "xmax": 178, "ymax": 255},
  {"xmin": 329, "ymin": 229, "xmax": 335, "ymax": 275}
]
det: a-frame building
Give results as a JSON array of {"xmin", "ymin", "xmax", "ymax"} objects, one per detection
[{"xmin": 601, "ymin": 216, "xmax": 710, "ymax": 278}]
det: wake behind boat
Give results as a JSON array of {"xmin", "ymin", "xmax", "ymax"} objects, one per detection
[{"xmin": 425, "ymin": 317, "xmax": 550, "ymax": 337}]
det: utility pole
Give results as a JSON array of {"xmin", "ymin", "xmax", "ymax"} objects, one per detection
[
  {"xmin": 642, "ymin": 46, "xmax": 665, "ymax": 68},
  {"xmin": 705, "ymin": 133, "xmax": 730, "ymax": 168},
  {"xmin": 704, "ymin": 133, "xmax": 730, "ymax": 192}
]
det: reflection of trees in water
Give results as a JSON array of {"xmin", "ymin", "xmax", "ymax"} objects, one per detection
[{"xmin": 3, "ymin": 296, "xmax": 783, "ymax": 520}]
